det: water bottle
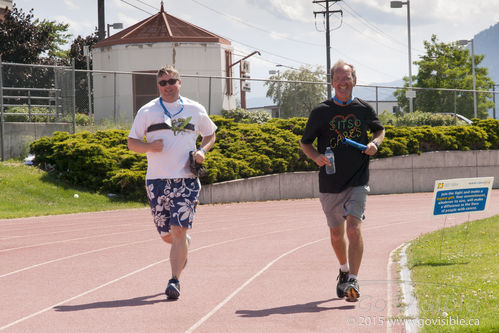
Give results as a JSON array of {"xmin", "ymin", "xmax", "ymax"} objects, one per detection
[{"xmin": 324, "ymin": 146, "xmax": 336, "ymax": 175}]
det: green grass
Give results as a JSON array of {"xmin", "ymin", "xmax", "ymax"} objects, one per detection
[
  {"xmin": 0, "ymin": 161, "xmax": 146, "ymax": 219},
  {"xmin": 406, "ymin": 215, "xmax": 499, "ymax": 332}
]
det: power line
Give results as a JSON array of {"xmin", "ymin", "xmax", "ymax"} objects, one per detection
[
  {"xmin": 341, "ymin": 1, "xmax": 425, "ymax": 54},
  {"xmin": 340, "ymin": 20, "xmax": 408, "ymax": 56},
  {"xmin": 120, "ymin": 0, "xmax": 154, "ymax": 15},
  {"xmin": 117, "ymin": 0, "xmax": 399, "ymax": 81},
  {"xmin": 190, "ymin": 0, "xmax": 323, "ymax": 47},
  {"xmin": 132, "ymin": 0, "xmax": 157, "ymax": 10},
  {"xmin": 313, "ymin": 0, "xmax": 343, "ymax": 98}
]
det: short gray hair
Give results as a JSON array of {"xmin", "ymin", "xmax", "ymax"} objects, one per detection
[{"xmin": 330, "ymin": 60, "xmax": 356, "ymax": 82}]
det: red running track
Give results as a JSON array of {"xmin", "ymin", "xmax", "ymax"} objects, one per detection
[{"xmin": 1, "ymin": 191, "xmax": 498, "ymax": 333}]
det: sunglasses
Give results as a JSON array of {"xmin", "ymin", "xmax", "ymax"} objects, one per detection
[{"xmin": 158, "ymin": 78, "xmax": 179, "ymax": 86}]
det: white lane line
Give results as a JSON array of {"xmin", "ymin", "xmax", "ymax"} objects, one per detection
[
  {"xmin": 0, "ymin": 221, "xmax": 271, "ymax": 278},
  {"xmin": 0, "ymin": 225, "xmax": 314, "ymax": 330},
  {"xmin": 0, "ymin": 223, "xmax": 144, "ymax": 240},
  {"xmin": 0, "ymin": 214, "xmax": 146, "ymax": 231},
  {"xmin": 0, "ymin": 238, "xmax": 157, "ymax": 278},
  {"xmin": 0, "ymin": 259, "xmax": 168, "ymax": 331},
  {"xmin": 0, "ymin": 228, "xmax": 151, "ymax": 253},
  {"xmin": 184, "ymin": 237, "xmax": 327, "ymax": 333}
]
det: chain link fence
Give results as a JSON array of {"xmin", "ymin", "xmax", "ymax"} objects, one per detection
[{"xmin": 1, "ymin": 60, "xmax": 498, "ymax": 160}]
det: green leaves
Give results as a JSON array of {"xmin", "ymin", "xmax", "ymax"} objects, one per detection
[
  {"xmin": 0, "ymin": 4, "xmax": 71, "ymax": 63},
  {"xmin": 393, "ymin": 34, "xmax": 494, "ymax": 119},
  {"xmin": 264, "ymin": 65, "xmax": 327, "ymax": 118},
  {"xmin": 28, "ymin": 117, "xmax": 499, "ymax": 202}
]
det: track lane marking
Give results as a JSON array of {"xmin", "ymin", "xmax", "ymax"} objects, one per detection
[
  {"xmin": 0, "ymin": 223, "xmax": 146, "ymax": 240},
  {"xmin": 0, "ymin": 221, "xmax": 279, "ymax": 277},
  {"xmin": 184, "ymin": 238, "xmax": 327, "ymax": 333},
  {"xmin": 0, "ymin": 225, "xmax": 313, "ymax": 330},
  {"xmin": 0, "ymin": 238, "xmax": 157, "ymax": 278}
]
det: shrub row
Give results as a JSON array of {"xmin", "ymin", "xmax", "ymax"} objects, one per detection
[
  {"xmin": 4, "ymin": 106, "xmax": 90, "ymax": 125},
  {"xmin": 378, "ymin": 110, "xmax": 472, "ymax": 127},
  {"xmin": 29, "ymin": 118, "xmax": 499, "ymax": 201}
]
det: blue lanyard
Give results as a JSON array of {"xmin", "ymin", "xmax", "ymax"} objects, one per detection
[
  {"xmin": 160, "ymin": 96, "xmax": 184, "ymax": 119},
  {"xmin": 333, "ymin": 95, "xmax": 354, "ymax": 105}
]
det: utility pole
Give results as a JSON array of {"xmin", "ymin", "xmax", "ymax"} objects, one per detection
[
  {"xmin": 228, "ymin": 51, "xmax": 260, "ymax": 110},
  {"xmin": 313, "ymin": 0, "xmax": 342, "ymax": 99},
  {"xmin": 98, "ymin": 0, "xmax": 105, "ymax": 40}
]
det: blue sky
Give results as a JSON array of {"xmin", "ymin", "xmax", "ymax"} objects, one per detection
[{"xmin": 12, "ymin": 0, "xmax": 499, "ymax": 87}]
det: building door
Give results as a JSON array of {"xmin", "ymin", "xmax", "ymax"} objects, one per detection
[{"xmin": 132, "ymin": 71, "xmax": 157, "ymax": 116}]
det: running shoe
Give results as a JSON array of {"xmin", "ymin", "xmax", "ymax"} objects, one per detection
[
  {"xmin": 344, "ymin": 278, "xmax": 360, "ymax": 302},
  {"xmin": 165, "ymin": 278, "xmax": 180, "ymax": 299},
  {"xmin": 336, "ymin": 269, "xmax": 349, "ymax": 298}
]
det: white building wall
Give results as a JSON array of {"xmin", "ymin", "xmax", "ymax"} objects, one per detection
[{"xmin": 92, "ymin": 42, "xmax": 236, "ymax": 123}]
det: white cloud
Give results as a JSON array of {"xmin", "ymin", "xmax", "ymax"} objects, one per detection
[
  {"xmin": 53, "ymin": 15, "xmax": 94, "ymax": 37},
  {"xmin": 247, "ymin": 0, "xmax": 313, "ymax": 23},
  {"xmin": 62, "ymin": 0, "xmax": 79, "ymax": 11}
]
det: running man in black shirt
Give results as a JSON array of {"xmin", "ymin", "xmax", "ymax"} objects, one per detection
[{"xmin": 300, "ymin": 60, "xmax": 385, "ymax": 302}]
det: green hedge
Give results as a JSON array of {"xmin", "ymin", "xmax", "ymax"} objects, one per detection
[
  {"xmin": 4, "ymin": 106, "xmax": 90, "ymax": 125},
  {"xmin": 29, "ymin": 118, "xmax": 499, "ymax": 201}
]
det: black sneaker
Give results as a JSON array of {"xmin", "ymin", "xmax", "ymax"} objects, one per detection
[
  {"xmin": 165, "ymin": 278, "xmax": 180, "ymax": 300},
  {"xmin": 336, "ymin": 269, "xmax": 349, "ymax": 298},
  {"xmin": 344, "ymin": 278, "xmax": 360, "ymax": 302}
]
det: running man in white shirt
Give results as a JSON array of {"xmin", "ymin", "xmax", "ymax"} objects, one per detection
[{"xmin": 128, "ymin": 65, "xmax": 217, "ymax": 300}]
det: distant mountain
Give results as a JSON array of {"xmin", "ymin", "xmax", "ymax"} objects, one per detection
[
  {"xmin": 246, "ymin": 96, "xmax": 274, "ymax": 108},
  {"xmin": 474, "ymin": 22, "xmax": 499, "ymax": 86}
]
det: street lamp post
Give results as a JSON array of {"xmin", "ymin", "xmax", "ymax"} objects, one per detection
[
  {"xmin": 107, "ymin": 23, "xmax": 123, "ymax": 37},
  {"xmin": 458, "ymin": 39, "xmax": 477, "ymax": 118},
  {"xmin": 391, "ymin": 1, "xmax": 414, "ymax": 113}
]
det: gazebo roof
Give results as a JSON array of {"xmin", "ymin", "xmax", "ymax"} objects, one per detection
[{"xmin": 94, "ymin": 2, "xmax": 231, "ymax": 48}]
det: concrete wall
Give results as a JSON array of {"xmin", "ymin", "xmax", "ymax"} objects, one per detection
[
  {"xmin": 199, "ymin": 150, "xmax": 499, "ymax": 204},
  {"xmin": 0, "ymin": 122, "xmax": 71, "ymax": 160}
]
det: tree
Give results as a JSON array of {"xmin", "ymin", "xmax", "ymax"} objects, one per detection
[
  {"xmin": 0, "ymin": 4, "xmax": 70, "ymax": 63},
  {"xmin": 67, "ymin": 32, "xmax": 100, "ymax": 115},
  {"xmin": 394, "ymin": 35, "xmax": 493, "ymax": 119},
  {"xmin": 265, "ymin": 65, "xmax": 327, "ymax": 118},
  {"xmin": 68, "ymin": 32, "xmax": 99, "ymax": 69}
]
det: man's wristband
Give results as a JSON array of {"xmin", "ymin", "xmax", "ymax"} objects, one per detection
[
  {"xmin": 371, "ymin": 141, "xmax": 380, "ymax": 148},
  {"xmin": 198, "ymin": 147, "xmax": 207, "ymax": 154}
]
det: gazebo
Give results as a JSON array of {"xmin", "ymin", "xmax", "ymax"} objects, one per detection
[{"xmin": 92, "ymin": 2, "xmax": 236, "ymax": 122}]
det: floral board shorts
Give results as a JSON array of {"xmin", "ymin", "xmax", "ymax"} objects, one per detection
[{"xmin": 146, "ymin": 178, "xmax": 201, "ymax": 237}]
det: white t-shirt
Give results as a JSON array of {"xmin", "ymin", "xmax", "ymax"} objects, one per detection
[{"xmin": 128, "ymin": 96, "xmax": 217, "ymax": 179}]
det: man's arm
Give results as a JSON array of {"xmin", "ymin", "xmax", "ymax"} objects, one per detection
[
  {"xmin": 128, "ymin": 137, "xmax": 163, "ymax": 153},
  {"xmin": 300, "ymin": 142, "xmax": 331, "ymax": 167},
  {"xmin": 364, "ymin": 129, "xmax": 385, "ymax": 156},
  {"xmin": 194, "ymin": 132, "xmax": 216, "ymax": 163}
]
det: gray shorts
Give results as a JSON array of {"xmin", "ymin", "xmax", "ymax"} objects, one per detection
[{"xmin": 319, "ymin": 185, "xmax": 370, "ymax": 228}]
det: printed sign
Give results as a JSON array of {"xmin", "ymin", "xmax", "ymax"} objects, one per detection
[{"xmin": 432, "ymin": 177, "xmax": 494, "ymax": 216}]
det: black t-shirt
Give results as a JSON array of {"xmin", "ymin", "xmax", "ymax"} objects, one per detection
[{"xmin": 301, "ymin": 98, "xmax": 384, "ymax": 193}]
